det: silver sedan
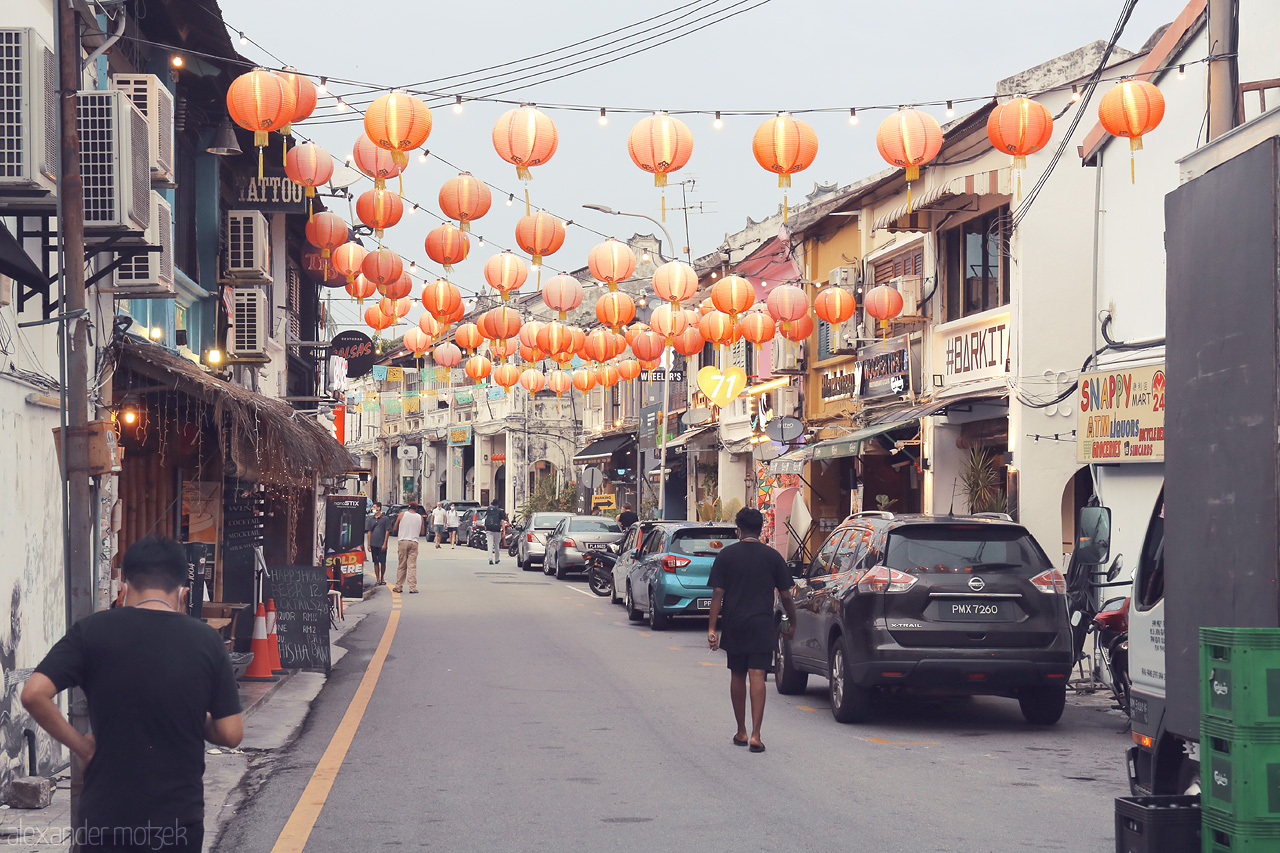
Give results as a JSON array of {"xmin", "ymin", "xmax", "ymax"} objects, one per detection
[
  {"xmin": 543, "ymin": 516, "xmax": 625, "ymax": 580},
  {"xmin": 517, "ymin": 512, "xmax": 572, "ymax": 571}
]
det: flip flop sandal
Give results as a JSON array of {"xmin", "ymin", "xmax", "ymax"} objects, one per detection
[
  {"xmin": 749, "ymin": 743, "xmax": 766, "ymax": 753},
  {"xmin": 732, "ymin": 736, "xmax": 749, "ymax": 747}
]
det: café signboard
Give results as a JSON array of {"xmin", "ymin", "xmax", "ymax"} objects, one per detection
[
  {"xmin": 1077, "ymin": 363, "xmax": 1165, "ymax": 463},
  {"xmin": 855, "ymin": 334, "xmax": 910, "ymax": 400}
]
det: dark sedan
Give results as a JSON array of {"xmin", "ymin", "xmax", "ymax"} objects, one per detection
[{"xmin": 543, "ymin": 516, "xmax": 625, "ymax": 580}]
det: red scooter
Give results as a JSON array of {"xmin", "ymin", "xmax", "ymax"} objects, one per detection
[{"xmin": 1091, "ymin": 596, "xmax": 1131, "ymax": 715}]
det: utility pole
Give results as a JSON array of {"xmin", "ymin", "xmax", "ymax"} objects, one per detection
[
  {"xmin": 57, "ymin": 0, "xmax": 94, "ymax": 839},
  {"xmin": 1207, "ymin": 0, "xmax": 1239, "ymax": 141}
]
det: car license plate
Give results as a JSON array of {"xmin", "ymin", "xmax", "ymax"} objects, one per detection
[
  {"xmin": 936, "ymin": 600, "xmax": 1015, "ymax": 622},
  {"xmin": 587, "ymin": 543, "xmax": 606, "ymax": 551},
  {"xmin": 696, "ymin": 598, "xmax": 712, "ymax": 610}
]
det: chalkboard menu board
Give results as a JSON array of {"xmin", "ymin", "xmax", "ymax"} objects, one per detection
[
  {"xmin": 269, "ymin": 565, "xmax": 331, "ymax": 672},
  {"xmin": 223, "ymin": 481, "xmax": 265, "ymax": 604}
]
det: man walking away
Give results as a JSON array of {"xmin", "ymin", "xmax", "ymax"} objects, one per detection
[
  {"xmin": 483, "ymin": 498, "xmax": 508, "ymax": 565},
  {"xmin": 369, "ymin": 503, "xmax": 395, "ymax": 586},
  {"xmin": 431, "ymin": 501, "xmax": 447, "ymax": 549},
  {"xmin": 393, "ymin": 503, "xmax": 425, "ymax": 593},
  {"xmin": 617, "ymin": 503, "xmax": 638, "ymax": 531},
  {"xmin": 707, "ymin": 507, "xmax": 797, "ymax": 753},
  {"xmin": 22, "ymin": 537, "xmax": 243, "ymax": 852},
  {"xmin": 446, "ymin": 503, "xmax": 461, "ymax": 548}
]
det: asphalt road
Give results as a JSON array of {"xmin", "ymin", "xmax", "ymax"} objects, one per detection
[{"xmin": 216, "ymin": 541, "xmax": 1131, "ymax": 853}]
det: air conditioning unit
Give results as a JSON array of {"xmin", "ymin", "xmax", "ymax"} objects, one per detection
[
  {"xmin": 111, "ymin": 74, "xmax": 175, "ymax": 187},
  {"xmin": 225, "ymin": 210, "xmax": 272, "ymax": 282},
  {"xmin": 772, "ymin": 385, "xmax": 799, "ymax": 418},
  {"xmin": 893, "ymin": 275, "xmax": 925, "ymax": 318},
  {"xmin": 111, "ymin": 192, "xmax": 174, "ymax": 296},
  {"xmin": 828, "ymin": 265, "xmax": 859, "ymax": 288},
  {"xmin": 77, "ymin": 90, "xmax": 150, "ymax": 237},
  {"xmin": 227, "ymin": 288, "xmax": 268, "ymax": 360},
  {"xmin": 0, "ymin": 28, "xmax": 57, "ymax": 205},
  {"xmin": 771, "ymin": 338, "xmax": 804, "ymax": 375},
  {"xmin": 832, "ymin": 317, "xmax": 859, "ymax": 354}
]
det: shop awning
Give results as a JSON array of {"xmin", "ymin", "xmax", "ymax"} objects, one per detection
[
  {"xmin": 872, "ymin": 168, "xmax": 1011, "ymax": 232},
  {"xmin": 769, "ymin": 446, "xmax": 811, "ymax": 475},
  {"xmin": 573, "ymin": 433, "xmax": 634, "ymax": 463},
  {"xmin": 658, "ymin": 424, "xmax": 712, "ymax": 450},
  {"xmin": 811, "ymin": 416, "xmax": 923, "ymax": 461}
]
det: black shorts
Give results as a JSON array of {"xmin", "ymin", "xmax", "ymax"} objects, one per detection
[
  {"xmin": 370, "ymin": 546, "xmax": 387, "ymax": 563},
  {"xmin": 726, "ymin": 652, "xmax": 772, "ymax": 674}
]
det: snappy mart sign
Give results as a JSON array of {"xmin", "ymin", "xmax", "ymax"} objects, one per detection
[{"xmin": 1077, "ymin": 364, "xmax": 1165, "ymax": 463}]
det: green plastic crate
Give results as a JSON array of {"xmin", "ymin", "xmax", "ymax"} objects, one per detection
[
  {"xmin": 1202, "ymin": 718, "xmax": 1280, "ymax": 823},
  {"xmin": 1203, "ymin": 810, "xmax": 1280, "ymax": 852},
  {"xmin": 1201, "ymin": 628, "xmax": 1280, "ymax": 727}
]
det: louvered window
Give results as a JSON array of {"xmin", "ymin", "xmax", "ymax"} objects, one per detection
[{"xmin": 287, "ymin": 267, "xmax": 302, "ymax": 341}]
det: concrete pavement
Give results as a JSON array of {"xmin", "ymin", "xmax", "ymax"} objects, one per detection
[{"xmin": 213, "ymin": 540, "xmax": 1130, "ymax": 853}]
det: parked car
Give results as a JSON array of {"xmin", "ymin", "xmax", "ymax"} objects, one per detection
[
  {"xmin": 624, "ymin": 522, "xmax": 739, "ymax": 629},
  {"xmin": 611, "ymin": 521, "xmax": 661, "ymax": 606},
  {"xmin": 543, "ymin": 516, "xmax": 625, "ymax": 580},
  {"xmin": 458, "ymin": 508, "xmax": 485, "ymax": 548},
  {"xmin": 774, "ymin": 511, "xmax": 1073, "ymax": 725},
  {"xmin": 517, "ymin": 512, "xmax": 572, "ymax": 571}
]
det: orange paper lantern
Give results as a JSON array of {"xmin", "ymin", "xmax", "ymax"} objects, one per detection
[
  {"xmin": 699, "ymin": 310, "xmax": 739, "ymax": 348},
  {"xmin": 484, "ymin": 252, "xmax": 529, "ymax": 301},
  {"xmin": 583, "ymin": 329, "xmax": 619, "ymax": 364},
  {"xmin": 519, "ymin": 368, "xmax": 546, "ymax": 393},
  {"xmin": 876, "ymin": 108, "xmax": 944, "ymax": 182},
  {"xmin": 284, "ymin": 142, "xmax": 333, "ymax": 197},
  {"xmin": 630, "ymin": 330, "xmax": 665, "ymax": 362},
  {"xmin": 515, "ymin": 211, "xmax": 566, "ymax": 266},
  {"xmin": 433, "ymin": 341, "xmax": 462, "ymax": 368},
  {"xmin": 864, "ymin": 284, "xmax": 904, "ymax": 328},
  {"xmin": 547, "ymin": 370, "xmax": 573, "ymax": 396},
  {"xmin": 649, "ymin": 302, "xmax": 688, "ymax": 342},
  {"xmin": 698, "ymin": 297, "xmax": 716, "ymax": 316},
  {"xmin": 537, "ymin": 321, "xmax": 573, "ymax": 356},
  {"xmin": 596, "ymin": 364, "xmax": 621, "ymax": 388},
  {"xmin": 542, "ymin": 274, "xmax": 584, "ymax": 320},
  {"xmin": 438, "ymin": 172, "xmax": 492, "ymax": 232},
  {"xmin": 550, "ymin": 350, "xmax": 575, "ymax": 366},
  {"xmin": 711, "ymin": 275, "xmax": 755, "ymax": 318},
  {"xmin": 331, "ymin": 241, "xmax": 367, "ymax": 284},
  {"xmin": 378, "ymin": 271, "xmax": 413, "ymax": 300},
  {"xmin": 356, "ymin": 187, "xmax": 404, "ymax": 239},
  {"xmin": 424, "ymin": 224, "xmax": 469, "ymax": 273},
  {"xmin": 226, "ymin": 69, "xmax": 294, "ymax": 172},
  {"xmin": 421, "ymin": 279, "xmax": 462, "ymax": 320},
  {"xmin": 352, "ymin": 134, "xmax": 405, "ymax": 188},
  {"xmin": 346, "ymin": 274, "xmax": 377, "ymax": 304},
  {"xmin": 595, "ymin": 291, "xmax": 636, "ymax": 332},
  {"xmin": 766, "ymin": 285, "xmax": 808, "ymax": 323},
  {"xmin": 364, "ymin": 92, "xmax": 432, "ymax": 155},
  {"xmin": 403, "ymin": 326, "xmax": 431, "ymax": 356},
  {"xmin": 628, "ymin": 112, "xmax": 693, "ymax": 187},
  {"xmin": 492, "ymin": 106, "xmax": 559, "ymax": 180},
  {"xmin": 305, "ymin": 211, "xmax": 347, "ymax": 258},
  {"xmin": 652, "ymin": 261, "xmax": 698, "ymax": 304},
  {"xmin": 588, "ymin": 239, "xmax": 637, "ymax": 290},
  {"xmin": 278, "ymin": 68, "xmax": 316, "ymax": 133},
  {"xmin": 624, "ymin": 322, "xmax": 650, "ymax": 345},
  {"xmin": 752, "ymin": 113, "xmax": 819, "ymax": 189},
  {"xmin": 568, "ymin": 326, "xmax": 587, "ymax": 357},
  {"xmin": 519, "ymin": 343, "xmax": 543, "ymax": 364},
  {"xmin": 672, "ymin": 325, "xmax": 705, "ymax": 357},
  {"xmin": 419, "ymin": 312, "xmax": 442, "ymax": 339},
  {"xmin": 1099, "ymin": 80, "xmax": 1165, "ymax": 182},
  {"xmin": 738, "ymin": 311, "xmax": 776, "ymax": 348},
  {"xmin": 814, "ymin": 286, "xmax": 857, "ymax": 324},
  {"xmin": 364, "ymin": 305, "xmax": 393, "ymax": 331},
  {"xmin": 987, "ymin": 96, "xmax": 1054, "ymax": 168},
  {"xmin": 465, "ymin": 355, "xmax": 492, "ymax": 384},
  {"xmin": 617, "ymin": 359, "xmax": 641, "ymax": 382},
  {"xmin": 572, "ymin": 368, "xmax": 596, "ymax": 393},
  {"xmin": 481, "ymin": 306, "xmax": 523, "ymax": 341},
  {"xmin": 493, "ymin": 363, "xmax": 521, "ymax": 389},
  {"xmin": 519, "ymin": 321, "xmax": 545, "ymax": 349},
  {"xmin": 361, "ymin": 247, "xmax": 403, "ymax": 288},
  {"xmin": 780, "ymin": 312, "xmax": 814, "ymax": 342},
  {"xmin": 379, "ymin": 296, "xmax": 411, "ymax": 320},
  {"xmin": 455, "ymin": 323, "xmax": 484, "ymax": 353}
]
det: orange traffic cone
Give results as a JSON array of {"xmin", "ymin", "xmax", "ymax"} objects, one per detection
[
  {"xmin": 239, "ymin": 603, "xmax": 278, "ymax": 682},
  {"xmin": 266, "ymin": 598, "xmax": 286, "ymax": 675}
]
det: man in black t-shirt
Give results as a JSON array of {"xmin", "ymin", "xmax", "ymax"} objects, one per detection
[
  {"xmin": 22, "ymin": 538, "xmax": 243, "ymax": 852},
  {"xmin": 707, "ymin": 508, "xmax": 797, "ymax": 753},
  {"xmin": 617, "ymin": 504, "xmax": 639, "ymax": 531}
]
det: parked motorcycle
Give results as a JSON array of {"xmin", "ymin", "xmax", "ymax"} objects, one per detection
[
  {"xmin": 586, "ymin": 543, "xmax": 620, "ymax": 597},
  {"xmin": 1068, "ymin": 550, "xmax": 1131, "ymax": 716},
  {"xmin": 1091, "ymin": 595, "xmax": 1131, "ymax": 715}
]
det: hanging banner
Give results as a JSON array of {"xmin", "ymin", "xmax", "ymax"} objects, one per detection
[
  {"xmin": 403, "ymin": 397, "xmax": 421, "ymax": 413},
  {"xmin": 372, "ymin": 365, "xmax": 388, "ymax": 381},
  {"xmin": 387, "ymin": 366, "xmax": 404, "ymax": 382},
  {"xmin": 1077, "ymin": 363, "xmax": 1165, "ymax": 463},
  {"xmin": 448, "ymin": 425, "xmax": 473, "ymax": 446},
  {"xmin": 487, "ymin": 386, "xmax": 505, "ymax": 400},
  {"xmin": 455, "ymin": 390, "xmax": 473, "ymax": 404},
  {"xmin": 436, "ymin": 368, "xmax": 449, "ymax": 382},
  {"xmin": 361, "ymin": 400, "xmax": 378, "ymax": 413}
]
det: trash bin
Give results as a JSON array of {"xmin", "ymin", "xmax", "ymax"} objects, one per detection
[{"xmin": 1114, "ymin": 795, "xmax": 1200, "ymax": 853}]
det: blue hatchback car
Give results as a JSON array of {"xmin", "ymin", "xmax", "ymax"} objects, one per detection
[{"xmin": 624, "ymin": 522, "xmax": 739, "ymax": 630}]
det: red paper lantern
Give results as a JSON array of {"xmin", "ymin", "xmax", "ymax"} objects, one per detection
[
  {"xmin": 379, "ymin": 296, "xmax": 411, "ymax": 320},
  {"xmin": 352, "ymin": 134, "xmax": 404, "ymax": 189},
  {"xmin": 492, "ymin": 106, "xmax": 558, "ymax": 180},
  {"xmin": 780, "ymin": 313, "xmax": 814, "ymax": 342},
  {"xmin": 421, "ymin": 279, "xmax": 462, "ymax": 320},
  {"xmin": 711, "ymin": 275, "xmax": 755, "ymax": 318},
  {"xmin": 433, "ymin": 342, "xmax": 462, "ymax": 368},
  {"xmin": 987, "ymin": 97, "xmax": 1054, "ymax": 168},
  {"xmin": 814, "ymin": 286, "xmax": 857, "ymax": 324},
  {"xmin": 481, "ymin": 306, "xmax": 523, "ymax": 341},
  {"xmin": 404, "ymin": 326, "xmax": 431, "ymax": 356},
  {"xmin": 542, "ymin": 274, "xmax": 584, "ymax": 320},
  {"xmin": 226, "ymin": 69, "xmax": 295, "ymax": 171},
  {"xmin": 738, "ymin": 312, "xmax": 776, "ymax": 349},
  {"xmin": 547, "ymin": 370, "xmax": 573, "ymax": 396},
  {"xmin": 419, "ymin": 313, "xmax": 442, "ymax": 339},
  {"xmin": 588, "ymin": 239, "xmax": 637, "ymax": 290},
  {"xmin": 630, "ymin": 330, "xmax": 665, "ymax": 362},
  {"xmin": 305, "ymin": 211, "xmax": 347, "ymax": 258},
  {"xmin": 278, "ymin": 68, "xmax": 316, "ymax": 134},
  {"xmin": 346, "ymin": 274, "xmax": 377, "ymax": 305},
  {"xmin": 424, "ymin": 224, "xmax": 469, "ymax": 273},
  {"xmin": 876, "ymin": 108, "xmax": 944, "ymax": 181},
  {"xmin": 364, "ymin": 92, "xmax": 432, "ymax": 155},
  {"xmin": 752, "ymin": 113, "xmax": 819, "ymax": 188},
  {"xmin": 536, "ymin": 321, "xmax": 572, "ymax": 356},
  {"xmin": 356, "ymin": 188, "xmax": 404, "ymax": 239},
  {"xmin": 484, "ymin": 252, "xmax": 528, "ymax": 301},
  {"xmin": 864, "ymin": 284, "xmax": 904, "ymax": 329},
  {"xmin": 766, "ymin": 285, "xmax": 808, "ymax": 324},
  {"xmin": 572, "ymin": 368, "xmax": 597, "ymax": 393},
  {"xmin": 628, "ymin": 112, "xmax": 693, "ymax": 187},
  {"xmin": 616, "ymin": 359, "xmax": 641, "ymax": 382},
  {"xmin": 438, "ymin": 172, "xmax": 491, "ymax": 232},
  {"xmin": 364, "ymin": 305, "xmax": 393, "ymax": 331},
  {"xmin": 596, "ymin": 364, "xmax": 621, "ymax": 388},
  {"xmin": 625, "ymin": 322, "xmax": 650, "ymax": 345},
  {"xmin": 1099, "ymin": 80, "xmax": 1165, "ymax": 181},
  {"xmin": 515, "ymin": 211, "xmax": 566, "ymax": 266},
  {"xmin": 699, "ymin": 310, "xmax": 739, "ymax": 348},
  {"xmin": 455, "ymin": 323, "xmax": 484, "ymax": 353},
  {"xmin": 595, "ymin": 291, "xmax": 636, "ymax": 332},
  {"xmin": 378, "ymin": 271, "xmax": 413, "ymax": 300},
  {"xmin": 672, "ymin": 325, "xmax": 705, "ymax": 357},
  {"xmin": 519, "ymin": 368, "xmax": 546, "ymax": 393},
  {"xmin": 652, "ymin": 261, "xmax": 698, "ymax": 304},
  {"xmin": 331, "ymin": 242, "xmax": 367, "ymax": 284},
  {"xmin": 465, "ymin": 355, "xmax": 492, "ymax": 384},
  {"xmin": 649, "ymin": 302, "xmax": 688, "ymax": 342},
  {"xmin": 361, "ymin": 247, "xmax": 403, "ymax": 288},
  {"xmin": 284, "ymin": 142, "xmax": 333, "ymax": 197},
  {"xmin": 493, "ymin": 363, "xmax": 521, "ymax": 390}
]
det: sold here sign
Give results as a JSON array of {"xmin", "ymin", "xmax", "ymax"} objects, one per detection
[{"xmin": 1077, "ymin": 363, "xmax": 1165, "ymax": 464}]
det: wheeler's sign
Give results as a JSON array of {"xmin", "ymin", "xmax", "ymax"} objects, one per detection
[{"xmin": 1077, "ymin": 364, "xmax": 1165, "ymax": 463}]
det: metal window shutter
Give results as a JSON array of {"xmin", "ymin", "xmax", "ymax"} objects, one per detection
[
  {"xmin": 730, "ymin": 338, "xmax": 747, "ymax": 370},
  {"xmin": 818, "ymin": 320, "xmax": 831, "ymax": 359}
]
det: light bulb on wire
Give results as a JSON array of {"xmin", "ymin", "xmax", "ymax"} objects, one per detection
[
  {"xmin": 1178, "ymin": 64, "xmax": 1186, "ymax": 80},
  {"xmin": 598, "ymin": 108, "xmax": 608, "ymax": 126},
  {"xmin": 713, "ymin": 111, "xmax": 723, "ymax": 129},
  {"xmin": 945, "ymin": 100, "xmax": 955, "ymax": 118},
  {"xmin": 335, "ymin": 98, "xmax": 347, "ymax": 112},
  {"xmin": 317, "ymin": 77, "xmax": 328, "ymax": 95},
  {"xmin": 506, "ymin": 194, "xmax": 514, "ymax": 207},
  {"xmin": 238, "ymin": 31, "xmax": 247, "ymax": 45},
  {"xmin": 453, "ymin": 95, "xmax": 463, "ymax": 114},
  {"xmin": 1071, "ymin": 85, "xmax": 1081, "ymax": 102},
  {"xmin": 418, "ymin": 149, "xmax": 428, "ymax": 163},
  {"xmin": 849, "ymin": 108, "xmax": 858, "ymax": 125}
]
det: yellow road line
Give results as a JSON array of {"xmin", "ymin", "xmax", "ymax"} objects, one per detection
[
  {"xmin": 668, "ymin": 646, "xmax": 680, "ymax": 651},
  {"xmin": 796, "ymin": 705, "xmax": 817, "ymax": 712},
  {"xmin": 269, "ymin": 599, "xmax": 401, "ymax": 852},
  {"xmin": 700, "ymin": 661, "xmax": 717, "ymax": 666},
  {"xmin": 865, "ymin": 736, "xmax": 940, "ymax": 745}
]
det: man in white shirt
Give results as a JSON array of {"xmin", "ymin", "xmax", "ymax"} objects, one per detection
[
  {"xmin": 393, "ymin": 504, "xmax": 425, "ymax": 593},
  {"xmin": 431, "ymin": 502, "xmax": 447, "ymax": 549},
  {"xmin": 446, "ymin": 504, "xmax": 461, "ymax": 548}
]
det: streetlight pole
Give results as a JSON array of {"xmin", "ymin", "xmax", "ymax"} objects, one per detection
[{"xmin": 583, "ymin": 205, "xmax": 678, "ymax": 520}]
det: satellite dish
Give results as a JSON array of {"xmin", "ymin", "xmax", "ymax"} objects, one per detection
[
  {"xmin": 764, "ymin": 417, "xmax": 803, "ymax": 443},
  {"xmin": 682, "ymin": 407, "xmax": 712, "ymax": 426},
  {"xmin": 753, "ymin": 441, "xmax": 780, "ymax": 462},
  {"xmin": 580, "ymin": 468, "xmax": 604, "ymax": 488},
  {"xmin": 327, "ymin": 164, "xmax": 364, "ymax": 190}
]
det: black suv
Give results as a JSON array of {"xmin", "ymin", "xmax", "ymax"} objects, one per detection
[{"xmin": 774, "ymin": 512, "xmax": 1073, "ymax": 725}]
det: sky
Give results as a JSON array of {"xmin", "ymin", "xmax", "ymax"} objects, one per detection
[{"xmin": 216, "ymin": 0, "xmax": 1186, "ymax": 331}]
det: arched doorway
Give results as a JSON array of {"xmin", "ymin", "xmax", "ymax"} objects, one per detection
[
  {"xmin": 527, "ymin": 460, "xmax": 557, "ymax": 497},
  {"xmin": 1060, "ymin": 466, "xmax": 1095, "ymax": 558},
  {"xmin": 494, "ymin": 464, "xmax": 506, "ymax": 507}
]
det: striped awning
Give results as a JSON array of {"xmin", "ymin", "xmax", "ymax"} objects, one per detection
[{"xmin": 873, "ymin": 168, "xmax": 1011, "ymax": 232}]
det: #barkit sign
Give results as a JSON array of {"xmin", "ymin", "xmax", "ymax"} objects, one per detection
[
  {"xmin": 1077, "ymin": 364, "xmax": 1165, "ymax": 463},
  {"xmin": 935, "ymin": 312, "xmax": 1010, "ymax": 386}
]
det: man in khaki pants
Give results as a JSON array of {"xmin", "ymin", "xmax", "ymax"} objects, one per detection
[{"xmin": 393, "ymin": 503, "xmax": 425, "ymax": 594}]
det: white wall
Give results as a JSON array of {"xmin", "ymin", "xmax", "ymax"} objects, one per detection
[{"xmin": 1238, "ymin": 1, "xmax": 1280, "ymax": 123}]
